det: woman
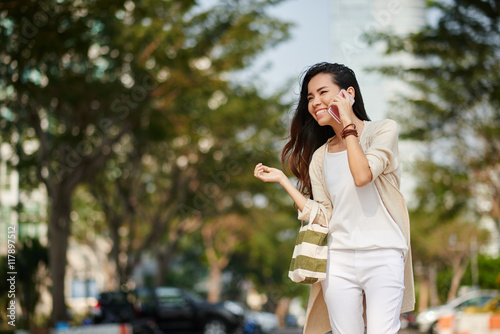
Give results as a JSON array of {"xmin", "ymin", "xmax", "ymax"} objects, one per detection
[{"xmin": 254, "ymin": 62, "xmax": 414, "ymax": 334}]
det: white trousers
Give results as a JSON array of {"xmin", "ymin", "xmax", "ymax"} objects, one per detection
[{"xmin": 321, "ymin": 249, "xmax": 405, "ymax": 334}]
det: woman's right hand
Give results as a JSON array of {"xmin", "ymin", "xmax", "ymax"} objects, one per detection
[
  {"xmin": 254, "ymin": 163, "xmax": 286, "ymax": 184},
  {"xmin": 254, "ymin": 163, "xmax": 307, "ymax": 211}
]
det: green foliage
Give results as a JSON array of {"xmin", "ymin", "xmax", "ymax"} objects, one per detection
[
  {"xmin": 368, "ymin": 0, "xmax": 500, "ymax": 302},
  {"xmin": 0, "ymin": 0, "xmax": 292, "ymax": 322},
  {"xmin": 436, "ymin": 254, "xmax": 500, "ymax": 304},
  {"xmin": 229, "ymin": 204, "xmax": 310, "ymax": 309},
  {"xmin": 407, "ymin": 159, "xmax": 487, "ymax": 268},
  {"xmin": 71, "ymin": 185, "xmax": 107, "ymax": 242},
  {"xmin": 0, "ymin": 238, "xmax": 48, "ymax": 329},
  {"xmin": 367, "ymin": 0, "xmax": 500, "ymax": 155},
  {"xmin": 436, "ymin": 267, "xmax": 454, "ymax": 304},
  {"xmin": 370, "ymin": 0, "xmax": 500, "ymax": 244},
  {"xmin": 461, "ymin": 254, "xmax": 500, "ymax": 290},
  {"xmin": 164, "ymin": 241, "xmax": 207, "ymax": 290},
  {"xmin": 411, "ymin": 160, "xmax": 471, "ymax": 220}
]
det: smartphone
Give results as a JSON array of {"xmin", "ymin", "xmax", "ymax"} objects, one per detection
[{"xmin": 327, "ymin": 89, "xmax": 355, "ymax": 123}]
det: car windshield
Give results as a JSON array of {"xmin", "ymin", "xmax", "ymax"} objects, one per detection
[
  {"xmin": 455, "ymin": 295, "xmax": 494, "ymax": 309},
  {"xmin": 155, "ymin": 287, "xmax": 187, "ymax": 306},
  {"xmin": 153, "ymin": 287, "xmax": 204, "ymax": 304},
  {"xmin": 183, "ymin": 290, "xmax": 204, "ymax": 303},
  {"xmin": 100, "ymin": 292, "xmax": 128, "ymax": 304}
]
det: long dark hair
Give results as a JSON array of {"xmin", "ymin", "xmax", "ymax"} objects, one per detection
[{"xmin": 281, "ymin": 62, "xmax": 370, "ymax": 198}]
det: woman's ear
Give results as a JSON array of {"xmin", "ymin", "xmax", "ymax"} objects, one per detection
[{"xmin": 347, "ymin": 86, "xmax": 355, "ymax": 98}]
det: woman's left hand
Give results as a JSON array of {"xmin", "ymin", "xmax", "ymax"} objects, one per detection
[
  {"xmin": 254, "ymin": 163, "xmax": 287, "ymax": 184},
  {"xmin": 329, "ymin": 90, "xmax": 355, "ymax": 126}
]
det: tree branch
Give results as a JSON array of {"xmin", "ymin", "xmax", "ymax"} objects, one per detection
[
  {"xmin": 28, "ymin": 109, "xmax": 52, "ymax": 194},
  {"xmin": 66, "ymin": 121, "xmax": 133, "ymax": 192}
]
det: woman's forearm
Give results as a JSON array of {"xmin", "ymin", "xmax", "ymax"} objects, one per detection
[
  {"xmin": 345, "ymin": 135, "xmax": 372, "ymax": 187},
  {"xmin": 254, "ymin": 163, "xmax": 308, "ymax": 211},
  {"xmin": 279, "ymin": 176, "xmax": 308, "ymax": 211}
]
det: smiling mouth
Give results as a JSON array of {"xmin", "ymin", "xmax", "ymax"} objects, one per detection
[{"xmin": 315, "ymin": 108, "xmax": 327, "ymax": 116}]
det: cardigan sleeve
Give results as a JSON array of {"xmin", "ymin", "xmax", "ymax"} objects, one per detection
[
  {"xmin": 297, "ymin": 147, "xmax": 332, "ymax": 226},
  {"xmin": 364, "ymin": 119, "xmax": 400, "ymax": 183}
]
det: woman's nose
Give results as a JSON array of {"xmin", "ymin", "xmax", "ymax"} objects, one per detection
[{"xmin": 312, "ymin": 96, "xmax": 322, "ymax": 107}]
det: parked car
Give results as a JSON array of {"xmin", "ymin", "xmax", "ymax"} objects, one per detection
[
  {"xmin": 415, "ymin": 289, "xmax": 498, "ymax": 333},
  {"xmin": 91, "ymin": 290, "xmax": 135, "ymax": 323},
  {"xmin": 91, "ymin": 290, "xmax": 160, "ymax": 334},
  {"xmin": 134, "ymin": 286, "xmax": 245, "ymax": 334},
  {"xmin": 464, "ymin": 293, "xmax": 500, "ymax": 314},
  {"xmin": 244, "ymin": 311, "xmax": 279, "ymax": 334},
  {"xmin": 92, "ymin": 287, "xmax": 245, "ymax": 334},
  {"xmin": 284, "ymin": 314, "xmax": 298, "ymax": 327},
  {"xmin": 436, "ymin": 295, "xmax": 500, "ymax": 334},
  {"xmin": 400, "ymin": 312, "xmax": 417, "ymax": 329}
]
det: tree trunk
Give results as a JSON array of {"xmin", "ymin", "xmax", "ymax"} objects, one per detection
[
  {"xmin": 155, "ymin": 248, "xmax": 167, "ymax": 286},
  {"xmin": 447, "ymin": 256, "xmax": 468, "ymax": 302},
  {"xmin": 102, "ymin": 256, "xmax": 118, "ymax": 291},
  {"xmin": 154, "ymin": 242, "xmax": 179, "ymax": 286},
  {"xmin": 108, "ymin": 216, "xmax": 125, "ymax": 286},
  {"xmin": 275, "ymin": 297, "xmax": 291, "ymax": 327},
  {"xmin": 48, "ymin": 191, "xmax": 72, "ymax": 325},
  {"xmin": 429, "ymin": 263, "xmax": 440, "ymax": 306},
  {"xmin": 206, "ymin": 265, "xmax": 223, "ymax": 303},
  {"xmin": 418, "ymin": 277, "xmax": 429, "ymax": 312},
  {"xmin": 493, "ymin": 218, "xmax": 500, "ymax": 255}
]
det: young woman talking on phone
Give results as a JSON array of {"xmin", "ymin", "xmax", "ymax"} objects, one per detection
[{"xmin": 254, "ymin": 62, "xmax": 414, "ymax": 334}]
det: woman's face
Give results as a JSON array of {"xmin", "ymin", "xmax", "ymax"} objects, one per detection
[{"xmin": 307, "ymin": 72, "xmax": 341, "ymax": 125}]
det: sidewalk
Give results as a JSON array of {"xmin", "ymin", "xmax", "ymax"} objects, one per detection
[{"xmin": 271, "ymin": 327, "xmax": 419, "ymax": 334}]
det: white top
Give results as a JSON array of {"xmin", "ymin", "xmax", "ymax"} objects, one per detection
[{"xmin": 324, "ymin": 149, "xmax": 407, "ymax": 254}]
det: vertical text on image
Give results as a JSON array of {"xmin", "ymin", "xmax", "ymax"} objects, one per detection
[
  {"xmin": 6, "ymin": 224, "xmax": 17, "ymax": 326},
  {"xmin": 340, "ymin": 0, "xmax": 402, "ymax": 61}
]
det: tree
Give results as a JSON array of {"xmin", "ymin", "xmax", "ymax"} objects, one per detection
[
  {"xmin": 230, "ymin": 191, "xmax": 310, "ymax": 324},
  {"xmin": 86, "ymin": 80, "xmax": 290, "ymax": 296},
  {"xmin": 0, "ymin": 0, "xmax": 290, "ymax": 323},
  {"xmin": 0, "ymin": 238, "xmax": 48, "ymax": 329},
  {"xmin": 16, "ymin": 238, "xmax": 49, "ymax": 328},
  {"xmin": 202, "ymin": 214, "xmax": 247, "ymax": 303},
  {"xmin": 88, "ymin": 140, "xmax": 199, "ymax": 288},
  {"xmin": 462, "ymin": 254, "xmax": 500, "ymax": 290},
  {"xmin": 1, "ymin": 0, "xmax": 155, "ymax": 323},
  {"xmin": 368, "ymin": 0, "xmax": 500, "ymax": 306}
]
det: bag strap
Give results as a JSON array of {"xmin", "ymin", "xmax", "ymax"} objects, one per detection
[
  {"xmin": 309, "ymin": 202, "xmax": 319, "ymax": 223},
  {"xmin": 307, "ymin": 201, "xmax": 329, "ymax": 228},
  {"xmin": 318, "ymin": 205, "xmax": 329, "ymax": 228}
]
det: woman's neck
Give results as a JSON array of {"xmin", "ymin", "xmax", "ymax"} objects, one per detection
[
  {"xmin": 327, "ymin": 119, "xmax": 365, "ymax": 152},
  {"xmin": 332, "ymin": 118, "xmax": 364, "ymax": 134}
]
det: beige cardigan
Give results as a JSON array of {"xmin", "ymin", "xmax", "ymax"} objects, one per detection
[{"xmin": 297, "ymin": 119, "xmax": 415, "ymax": 334}]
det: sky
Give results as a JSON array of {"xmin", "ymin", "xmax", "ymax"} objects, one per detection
[
  {"xmin": 235, "ymin": 0, "xmax": 437, "ymax": 108},
  {"xmin": 233, "ymin": 0, "xmax": 331, "ymax": 101},
  {"xmin": 236, "ymin": 0, "xmax": 426, "ymax": 205}
]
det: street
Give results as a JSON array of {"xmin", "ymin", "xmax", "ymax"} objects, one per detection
[
  {"xmin": 271, "ymin": 327, "xmax": 419, "ymax": 334},
  {"xmin": 46, "ymin": 321, "xmax": 421, "ymax": 334}
]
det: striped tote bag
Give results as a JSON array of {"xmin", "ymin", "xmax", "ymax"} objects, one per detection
[{"xmin": 288, "ymin": 204, "xmax": 329, "ymax": 284}]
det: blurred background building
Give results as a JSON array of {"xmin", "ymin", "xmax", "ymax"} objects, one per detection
[
  {"xmin": 329, "ymin": 0, "xmax": 498, "ymax": 258},
  {"xmin": 0, "ymin": 143, "xmax": 19, "ymax": 243},
  {"xmin": 0, "ymin": 143, "xmax": 48, "ymax": 251},
  {"xmin": 330, "ymin": 0, "xmax": 427, "ymax": 121},
  {"xmin": 329, "ymin": 0, "xmax": 426, "ymax": 225}
]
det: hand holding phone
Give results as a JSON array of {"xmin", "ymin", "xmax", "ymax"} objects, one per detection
[{"xmin": 327, "ymin": 89, "xmax": 355, "ymax": 123}]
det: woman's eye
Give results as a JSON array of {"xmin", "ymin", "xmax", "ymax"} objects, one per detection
[{"xmin": 320, "ymin": 91, "xmax": 327, "ymax": 95}]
